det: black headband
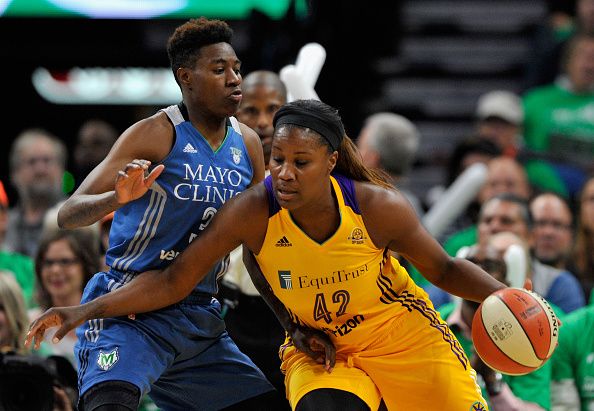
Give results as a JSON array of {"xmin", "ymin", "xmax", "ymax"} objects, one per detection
[{"xmin": 273, "ymin": 104, "xmax": 344, "ymax": 151}]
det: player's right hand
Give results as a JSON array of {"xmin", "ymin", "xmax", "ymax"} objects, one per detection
[
  {"xmin": 115, "ymin": 159, "xmax": 165, "ymax": 205},
  {"xmin": 289, "ymin": 325, "xmax": 336, "ymax": 373},
  {"xmin": 25, "ymin": 305, "xmax": 89, "ymax": 350}
]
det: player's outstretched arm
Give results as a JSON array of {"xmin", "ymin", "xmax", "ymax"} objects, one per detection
[
  {"xmin": 358, "ymin": 182, "xmax": 506, "ymax": 303},
  {"xmin": 27, "ymin": 185, "xmax": 267, "ymax": 348},
  {"xmin": 242, "ymin": 249, "xmax": 336, "ymax": 372},
  {"xmin": 58, "ymin": 115, "xmax": 171, "ymax": 229}
]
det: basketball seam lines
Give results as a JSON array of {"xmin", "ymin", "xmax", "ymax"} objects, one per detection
[
  {"xmin": 496, "ymin": 293, "xmax": 545, "ymax": 361},
  {"xmin": 478, "ymin": 306, "xmax": 535, "ymax": 373}
]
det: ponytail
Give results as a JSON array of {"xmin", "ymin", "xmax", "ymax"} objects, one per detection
[{"xmin": 335, "ymin": 136, "xmax": 393, "ymax": 189}]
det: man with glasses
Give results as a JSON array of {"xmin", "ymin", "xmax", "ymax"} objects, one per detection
[
  {"xmin": 5, "ymin": 129, "xmax": 66, "ymax": 258},
  {"xmin": 529, "ymin": 193, "xmax": 574, "ymax": 270}
]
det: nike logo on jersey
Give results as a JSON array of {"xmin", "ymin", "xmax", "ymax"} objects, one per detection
[
  {"xmin": 183, "ymin": 143, "xmax": 198, "ymax": 153},
  {"xmin": 275, "ymin": 236, "xmax": 292, "ymax": 247}
]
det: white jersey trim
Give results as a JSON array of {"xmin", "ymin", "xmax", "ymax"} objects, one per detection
[
  {"xmin": 161, "ymin": 104, "xmax": 185, "ymax": 126},
  {"xmin": 229, "ymin": 116, "xmax": 242, "ymax": 134}
]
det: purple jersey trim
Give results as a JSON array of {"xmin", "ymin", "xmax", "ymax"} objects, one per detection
[
  {"xmin": 332, "ymin": 173, "xmax": 361, "ymax": 214},
  {"xmin": 264, "ymin": 176, "xmax": 281, "ymax": 217}
]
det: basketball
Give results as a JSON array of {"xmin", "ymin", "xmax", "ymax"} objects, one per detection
[{"xmin": 471, "ymin": 287, "xmax": 560, "ymax": 375}]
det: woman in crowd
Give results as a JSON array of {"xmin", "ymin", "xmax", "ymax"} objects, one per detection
[
  {"xmin": 30, "ymin": 229, "xmax": 98, "ymax": 365},
  {"xmin": 0, "ymin": 271, "xmax": 29, "ymax": 354}
]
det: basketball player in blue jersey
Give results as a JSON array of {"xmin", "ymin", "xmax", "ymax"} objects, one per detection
[
  {"xmin": 29, "ymin": 99, "xmax": 510, "ymax": 410},
  {"xmin": 38, "ymin": 17, "xmax": 277, "ymax": 411}
]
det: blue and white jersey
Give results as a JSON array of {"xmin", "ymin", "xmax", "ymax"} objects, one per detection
[{"xmin": 105, "ymin": 104, "xmax": 253, "ymax": 295}]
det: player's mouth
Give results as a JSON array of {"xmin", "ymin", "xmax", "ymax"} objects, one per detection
[
  {"xmin": 276, "ymin": 187, "xmax": 297, "ymax": 202},
  {"xmin": 228, "ymin": 89, "xmax": 242, "ymax": 103}
]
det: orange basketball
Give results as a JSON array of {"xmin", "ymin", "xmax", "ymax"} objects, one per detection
[{"xmin": 471, "ymin": 287, "xmax": 560, "ymax": 375}]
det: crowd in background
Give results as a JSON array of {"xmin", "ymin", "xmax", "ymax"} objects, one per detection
[{"xmin": 1, "ymin": 1, "xmax": 594, "ymax": 410}]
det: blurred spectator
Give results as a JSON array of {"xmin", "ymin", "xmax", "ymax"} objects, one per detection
[
  {"xmin": 522, "ymin": 33, "xmax": 594, "ymax": 200},
  {"xmin": 235, "ymin": 70, "xmax": 287, "ymax": 168},
  {"xmin": 428, "ymin": 136, "xmax": 501, "ymax": 236},
  {"xmin": 357, "ymin": 112, "xmax": 423, "ymax": 216},
  {"xmin": 412, "ymin": 154, "xmax": 524, "ymax": 289},
  {"xmin": 477, "ymin": 194, "xmax": 584, "ymax": 313},
  {"xmin": 477, "ymin": 157, "xmax": 532, "ymax": 205},
  {"xmin": 571, "ymin": 175, "xmax": 594, "ymax": 303},
  {"xmin": 5, "ymin": 129, "xmax": 66, "ymax": 258},
  {"xmin": 0, "ymin": 272, "xmax": 29, "ymax": 355},
  {"xmin": 475, "ymin": 90, "xmax": 524, "ymax": 157},
  {"xmin": 0, "ymin": 181, "xmax": 35, "ymax": 308},
  {"xmin": 29, "ymin": 230, "xmax": 99, "ymax": 366},
  {"xmin": 525, "ymin": 0, "xmax": 594, "ymax": 89},
  {"xmin": 551, "ymin": 304, "xmax": 594, "ymax": 410},
  {"xmin": 73, "ymin": 119, "xmax": 118, "ymax": 190},
  {"xmin": 440, "ymin": 242, "xmax": 551, "ymax": 410},
  {"xmin": 429, "ymin": 193, "xmax": 585, "ymax": 313},
  {"xmin": 443, "ymin": 156, "xmax": 532, "ymax": 260},
  {"xmin": 445, "ymin": 137, "xmax": 502, "ymax": 192},
  {"xmin": 221, "ymin": 70, "xmax": 291, "ymax": 411},
  {"xmin": 0, "ymin": 272, "xmax": 77, "ymax": 411},
  {"xmin": 530, "ymin": 193, "xmax": 575, "ymax": 269}
]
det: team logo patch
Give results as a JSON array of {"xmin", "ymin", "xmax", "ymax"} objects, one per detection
[
  {"xmin": 230, "ymin": 147, "xmax": 242, "ymax": 164},
  {"xmin": 97, "ymin": 348, "xmax": 119, "ymax": 371},
  {"xmin": 470, "ymin": 401, "xmax": 487, "ymax": 411},
  {"xmin": 278, "ymin": 270, "xmax": 293, "ymax": 289},
  {"xmin": 348, "ymin": 227, "xmax": 366, "ymax": 244},
  {"xmin": 275, "ymin": 236, "xmax": 292, "ymax": 247}
]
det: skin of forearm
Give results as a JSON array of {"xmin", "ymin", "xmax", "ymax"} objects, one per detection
[
  {"xmin": 243, "ymin": 250, "xmax": 295, "ymax": 331},
  {"xmin": 252, "ymin": 276, "xmax": 296, "ymax": 331},
  {"xmin": 58, "ymin": 192, "xmax": 121, "ymax": 229},
  {"xmin": 81, "ymin": 269, "xmax": 191, "ymax": 319},
  {"xmin": 432, "ymin": 258, "xmax": 506, "ymax": 302}
]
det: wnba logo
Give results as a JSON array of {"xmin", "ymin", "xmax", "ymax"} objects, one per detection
[
  {"xmin": 470, "ymin": 401, "xmax": 487, "ymax": 411},
  {"xmin": 348, "ymin": 227, "xmax": 366, "ymax": 244},
  {"xmin": 278, "ymin": 270, "xmax": 292, "ymax": 289}
]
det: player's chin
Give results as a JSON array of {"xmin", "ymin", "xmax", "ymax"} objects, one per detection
[{"xmin": 224, "ymin": 97, "xmax": 242, "ymax": 112}]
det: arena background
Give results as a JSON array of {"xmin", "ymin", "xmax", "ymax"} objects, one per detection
[{"xmin": 0, "ymin": 0, "xmax": 573, "ymax": 204}]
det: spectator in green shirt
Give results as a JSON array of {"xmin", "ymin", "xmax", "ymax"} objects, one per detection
[
  {"xmin": 551, "ymin": 305, "xmax": 594, "ymax": 410},
  {"xmin": 0, "ymin": 180, "xmax": 36, "ymax": 308},
  {"xmin": 522, "ymin": 33, "xmax": 594, "ymax": 199}
]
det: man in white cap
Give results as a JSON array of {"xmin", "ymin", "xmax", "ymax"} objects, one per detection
[{"xmin": 475, "ymin": 90, "xmax": 524, "ymax": 157}]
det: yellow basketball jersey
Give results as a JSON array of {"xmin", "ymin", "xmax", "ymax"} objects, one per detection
[{"xmin": 256, "ymin": 174, "xmax": 436, "ymax": 353}]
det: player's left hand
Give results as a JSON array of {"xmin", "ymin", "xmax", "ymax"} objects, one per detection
[
  {"xmin": 25, "ymin": 305, "xmax": 90, "ymax": 350},
  {"xmin": 289, "ymin": 325, "xmax": 336, "ymax": 373}
]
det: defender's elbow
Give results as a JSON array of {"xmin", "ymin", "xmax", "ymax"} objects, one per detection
[{"xmin": 56, "ymin": 208, "xmax": 73, "ymax": 229}]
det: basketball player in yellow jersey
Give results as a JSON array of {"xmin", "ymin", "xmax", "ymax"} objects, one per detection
[{"xmin": 28, "ymin": 99, "xmax": 507, "ymax": 410}]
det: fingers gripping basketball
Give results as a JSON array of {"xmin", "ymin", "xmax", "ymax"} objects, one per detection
[{"xmin": 472, "ymin": 288, "xmax": 560, "ymax": 375}]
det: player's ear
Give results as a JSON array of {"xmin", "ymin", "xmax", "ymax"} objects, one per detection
[
  {"xmin": 328, "ymin": 151, "xmax": 338, "ymax": 174},
  {"xmin": 177, "ymin": 67, "xmax": 192, "ymax": 88}
]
